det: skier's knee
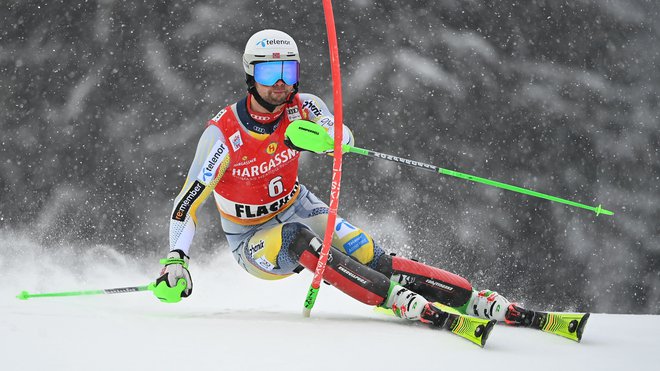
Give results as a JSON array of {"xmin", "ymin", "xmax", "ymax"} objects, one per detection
[
  {"xmin": 281, "ymin": 222, "xmax": 319, "ymax": 260},
  {"xmin": 283, "ymin": 222, "xmax": 392, "ymax": 306}
]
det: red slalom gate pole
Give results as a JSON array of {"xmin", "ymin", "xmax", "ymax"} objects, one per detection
[{"xmin": 303, "ymin": 0, "xmax": 344, "ymax": 317}]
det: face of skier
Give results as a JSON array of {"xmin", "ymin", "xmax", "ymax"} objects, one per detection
[
  {"xmin": 250, "ymin": 59, "xmax": 299, "ymax": 110},
  {"xmin": 253, "ymin": 80, "xmax": 295, "ymax": 108}
]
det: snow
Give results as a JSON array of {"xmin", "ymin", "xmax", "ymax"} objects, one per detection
[{"xmin": 1, "ymin": 249, "xmax": 657, "ymax": 371}]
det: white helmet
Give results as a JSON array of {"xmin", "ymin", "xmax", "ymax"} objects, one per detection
[{"xmin": 243, "ymin": 29, "xmax": 300, "ymax": 76}]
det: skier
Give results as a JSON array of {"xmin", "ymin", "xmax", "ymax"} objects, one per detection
[{"xmin": 154, "ymin": 29, "xmax": 535, "ymax": 329}]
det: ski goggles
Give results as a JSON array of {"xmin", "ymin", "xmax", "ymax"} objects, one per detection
[{"xmin": 253, "ymin": 61, "xmax": 299, "ymax": 86}]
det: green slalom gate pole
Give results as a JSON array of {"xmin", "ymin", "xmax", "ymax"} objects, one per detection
[
  {"xmin": 17, "ymin": 279, "xmax": 188, "ymax": 303},
  {"xmin": 285, "ymin": 120, "xmax": 614, "ymax": 217}
]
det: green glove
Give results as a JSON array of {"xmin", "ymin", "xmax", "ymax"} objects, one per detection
[{"xmin": 151, "ymin": 250, "xmax": 193, "ymax": 303}]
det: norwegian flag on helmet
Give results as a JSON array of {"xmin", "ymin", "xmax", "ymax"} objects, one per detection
[{"xmin": 272, "ymin": 52, "xmax": 281, "ymax": 59}]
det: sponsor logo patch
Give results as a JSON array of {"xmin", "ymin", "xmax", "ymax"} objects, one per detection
[
  {"xmin": 317, "ymin": 117, "xmax": 334, "ymax": 128},
  {"xmin": 212, "ymin": 109, "xmax": 227, "ymax": 122},
  {"xmin": 250, "ymin": 113, "xmax": 272, "ymax": 122},
  {"xmin": 172, "ymin": 181, "xmax": 205, "ymax": 221},
  {"xmin": 197, "ymin": 141, "xmax": 228, "ymax": 183},
  {"xmin": 229, "ymin": 131, "xmax": 243, "ymax": 151},
  {"xmin": 343, "ymin": 233, "xmax": 369, "ymax": 256},
  {"xmin": 256, "ymin": 39, "xmax": 291, "ymax": 47},
  {"xmin": 249, "ymin": 124, "xmax": 268, "ymax": 134},
  {"xmin": 255, "ymin": 256, "xmax": 275, "ymax": 271},
  {"xmin": 231, "ymin": 147, "xmax": 298, "ymax": 178},
  {"xmin": 234, "ymin": 157, "xmax": 257, "ymax": 167},
  {"xmin": 423, "ymin": 279, "xmax": 454, "ymax": 292},
  {"xmin": 287, "ymin": 106, "xmax": 301, "ymax": 121},
  {"xmin": 302, "ymin": 100, "xmax": 323, "ymax": 117},
  {"xmin": 247, "ymin": 240, "xmax": 266, "ymax": 257},
  {"xmin": 337, "ymin": 265, "xmax": 368, "ymax": 285},
  {"xmin": 266, "ymin": 142, "xmax": 278, "ymax": 155}
]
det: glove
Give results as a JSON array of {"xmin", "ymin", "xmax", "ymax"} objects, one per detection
[
  {"xmin": 284, "ymin": 135, "xmax": 310, "ymax": 152},
  {"xmin": 284, "ymin": 119, "xmax": 333, "ymax": 154},
  {"xmin": 151, "ymin": 249, "xmax": 193, "ymax": 303}
]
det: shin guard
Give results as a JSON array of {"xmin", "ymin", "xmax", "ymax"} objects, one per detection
[
  {"xmin": 375, "ymin": 254, "xmax": 473, "ymax": 307},
  {"xmin": 286, "ymin": 222, "xmax": 391, "ymax": 306}
]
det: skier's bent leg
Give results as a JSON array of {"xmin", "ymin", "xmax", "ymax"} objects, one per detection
[
  {"xmin": 284, "ymin": 222, "xmax": 390, "ymax": 305},
  {"xmin": 283, "ymin": 222, "xmax": 448, "ymax": 324},
  {"xmin": 371, "ymin": 253, "xmax": 531, "ymax": 324},
  {"xmin": 373, "ymin": 253, "xmax": 473, "ymax": 307}
]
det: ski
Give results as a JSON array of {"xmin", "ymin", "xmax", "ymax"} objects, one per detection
[
  {"xmin": 376, "ymin": 302, "xmax": 496, "ymax": 347},
  {"xmin": 433, "ymin": 302, "xmax": 496, "ymax": 347},
  {"xmin": 518, "ymin": 310, "xmax": 590, "ymax": 342}
]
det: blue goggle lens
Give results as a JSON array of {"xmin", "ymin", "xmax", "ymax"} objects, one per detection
[{"xmin": 254, "ymin": 61, "xmax": 299, "ymax": 86}]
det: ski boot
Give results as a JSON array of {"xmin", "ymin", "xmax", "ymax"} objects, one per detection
[
  {"xmin": 469, "ymin": 290, "xmax": 590, "ymax": 342},
  {"xmin": 385, "ymin": 285, "xmax": 495, "ymax": 347},
  {"xmin": 386, "ymin": 284, "xmax": 430, "ymax": 321},
  {"xmin": 467, "ymin": 289, "xmax": 512, "ymax": 321}
]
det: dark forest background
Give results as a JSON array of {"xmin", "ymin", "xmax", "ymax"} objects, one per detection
[{"xmin": 1, "ymin": 0, "xmax": 658, "ymax": 314}]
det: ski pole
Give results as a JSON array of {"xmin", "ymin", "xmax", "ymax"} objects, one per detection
[
  {"xmin": 285, "ymin": 120, "xmax": 614, "ymax": 216},
  {"xmin": 17, "ymin": 279, "xmax": 187, "ymax": 303},
  {"xmin": 17, "ymin": 285, "xmax": 151, "ymax": 300}
]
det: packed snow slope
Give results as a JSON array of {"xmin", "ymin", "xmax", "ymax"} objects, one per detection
[{"xmin": 1, "ymin": 247, "xmax": 657, "ymax": 371}]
